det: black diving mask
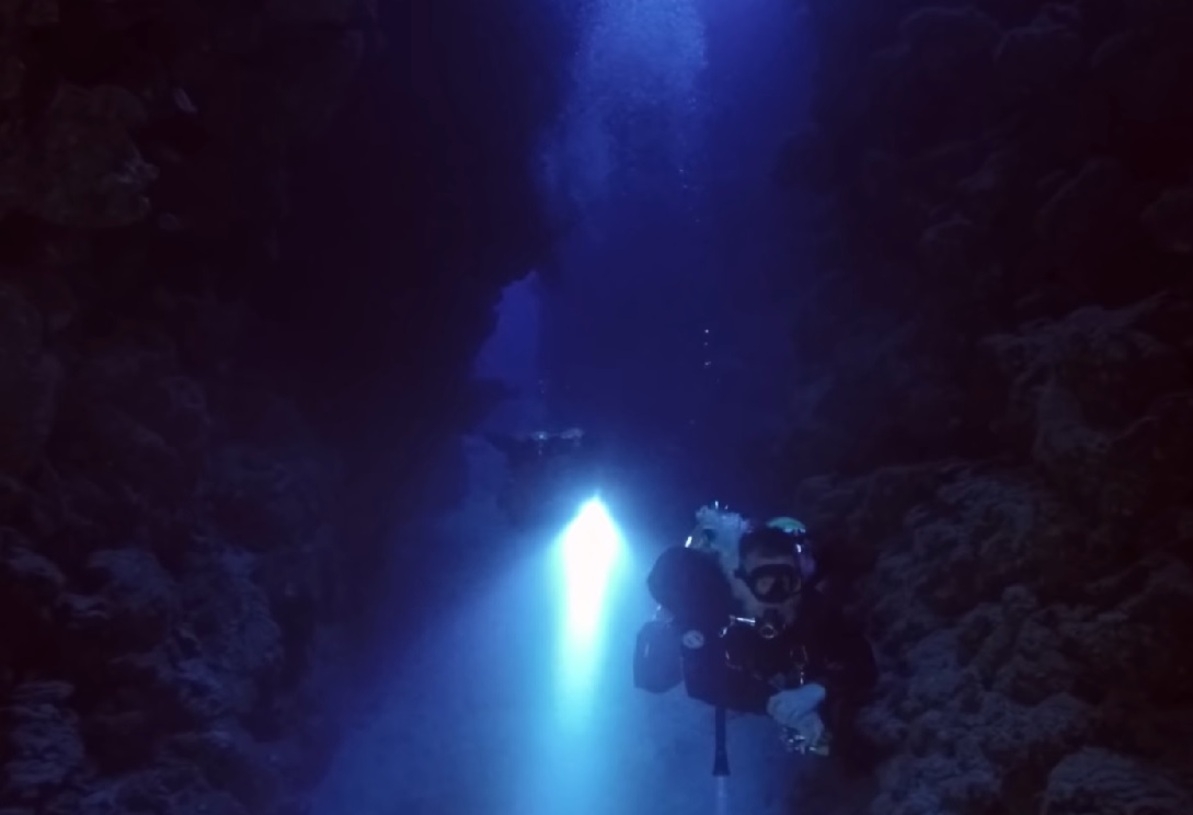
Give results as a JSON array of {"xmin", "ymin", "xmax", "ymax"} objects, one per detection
[{"xmin": 737, "ymin": 563, "xmax": 801, "ymax": 604}]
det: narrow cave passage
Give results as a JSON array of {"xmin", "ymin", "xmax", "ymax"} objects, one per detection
[
  {"xmin": 7, "ymin": 0, "xmax": 1191, "ymax": 813},
  {"xmin": 311, "ymin": 1, "xmax": 838, "ymax": 813}
]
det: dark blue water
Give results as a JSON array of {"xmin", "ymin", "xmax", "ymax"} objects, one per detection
[{"xmin": 313, "ymin": 1, "xmax": 823, "ymax": 812}]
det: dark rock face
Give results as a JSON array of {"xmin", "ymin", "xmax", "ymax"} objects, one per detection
[
  {"xmin": 780, "ymin": 0, "xmax": 1193, "ymax": 811},
  {"xmin": 0, "ymin": 0, "xmax": 561, "ymax": 812}
]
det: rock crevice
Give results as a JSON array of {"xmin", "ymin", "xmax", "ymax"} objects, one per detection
[
  {"xmin": 0, "ymin": 0, "xmax": 563, "ymax": 812},
  {"xmin": 781, "ymin": 0, "xmax": 1193, "ymax": 811}
]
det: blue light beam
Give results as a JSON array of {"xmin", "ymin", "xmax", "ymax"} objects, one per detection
[
  {"xmin": 559, "ymin": 497, "xmax": 623, "ymax": 639},
  {"xmin": 552, "ymin": 496, "xmax": 627, "ymax": 712}
]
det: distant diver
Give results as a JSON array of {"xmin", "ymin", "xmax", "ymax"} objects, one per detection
[
  {"xmin": 487, "ymin": 427, "xmax": 603, "ymax": 528},
  {"xmin": 633, "ymin": 503, "xmax": 877, "ymax": 767}
]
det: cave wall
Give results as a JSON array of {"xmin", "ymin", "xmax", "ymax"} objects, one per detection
[
  {"xmin": 777, "ymin": 1, "xmax": 1193, "ymax": 812},
  {"xmin": 0, "ymin": 0, "xmax": 566, "ymax": 813}
]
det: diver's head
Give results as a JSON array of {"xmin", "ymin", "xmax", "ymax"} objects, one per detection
[
  {"xmin": 733, "ymin": 525, "xmax": 802, "ymax": 623},
  {"xmin": 766, "ymin": 516, "xmax": 817, "ymax": 585}
]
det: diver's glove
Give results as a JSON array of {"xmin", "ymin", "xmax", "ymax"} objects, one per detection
[
  {"xmin": 767, "ymin": 682, "xmax": 825, "ymax": 723},
  {"xmin": 767, "ymin": 683, "xmax": 825, "ymax": 728},
  {"xmin": 767, "ymin": 683, "xmax": 829, "ymax": 756}
]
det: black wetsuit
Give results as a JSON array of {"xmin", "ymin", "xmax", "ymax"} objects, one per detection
[{"xmin": 644, "ymin": 545, "xmax": 878, "ymax": 715}]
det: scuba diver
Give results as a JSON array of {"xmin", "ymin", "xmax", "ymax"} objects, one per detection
[
  {"xmin": 633, "ymin": 504, "xmax": 877, "ymax": 762},
  {"xmin": 487, "ymin": 428, "xmax": 603, "ymax": 528}
]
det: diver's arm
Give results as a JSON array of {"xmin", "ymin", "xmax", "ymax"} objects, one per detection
[
  {"xmin": 484, "ymin": 432, "xmax": 517, "ymax": 457},
  {"xmin": 486, "ymin": 432, "xmax": 537, "ymax": 468}
]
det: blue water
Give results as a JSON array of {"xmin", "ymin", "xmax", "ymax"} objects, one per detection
[{"xmin": 312, "ymin": 0, "xmax": 829, "ymax": 811}]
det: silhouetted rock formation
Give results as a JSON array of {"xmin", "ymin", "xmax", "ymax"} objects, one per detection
[
  {"xmin": 0, "ymin": 0, "xmax": 564, "ymax": 812},
  {"xmin": 779, "ymin": 0, "xmax": 1193, "ymax": 811}
]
